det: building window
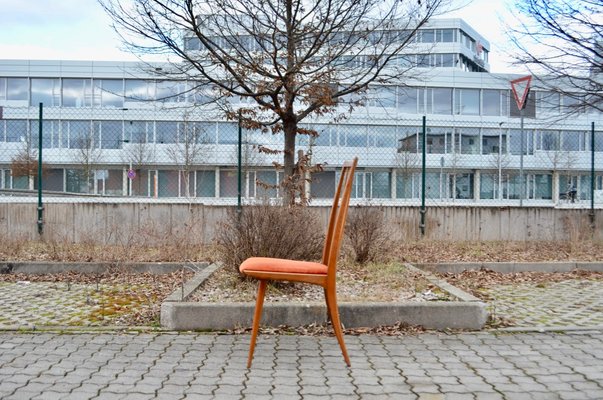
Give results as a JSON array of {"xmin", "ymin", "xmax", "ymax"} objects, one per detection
[
  {"xmin": 371, "ymin": 171, "xmax": 391, "ymax": 198},
  {"xmin": 536, "ymin": 91, "xmax": 560, "ymax": 115},
  {"xmin": 98, "ymin": 120, "xmax": 123, "ymax": 149},
  {"xmin": 6, "ymin": 78, "xmax": 28, "ymax": 101},
  {"xmin": 535, "ymin": 130, "xmax": 560, "ymax": 151},
  {"xmin": 158, "ymin": 170, "xmax": 179, "ymax": 197},
  {"xmin": 156, "ymin": 80, "xmax": 187, "ymax": 103},
  {"xmin": 482, "ymin": 89, "xmax": 507, "ymax": 116},
  {"xmin": 311, "ymin": 171, "xmax": 336, "ymax": 199},
  {"xmin": 528, "ymin": 174, "xmax": 552, "ymax": 200},
  {"xmin": 196, "ymin": 170, "xmax": 216, "ymax": 197},
  {"xmin": 509, "ymin": 129, "xmax": 534, "ymax": 155},
  {"xmin": 93, "ymin": 79, "xmax": 124, "ymax": 108},
  {"xmin": 398, "ymin": 87, "xmax": 418, "ymax": 114},
  {"xmin": 454, "ymin": 88, "xmax": 480, "ymax": 115},
  {"xmin": 62, "ymin": 79, "xmax": 93, "ymax": 107},
  {"xmin": 396, "ymin": 172, "xmax": 419, "ymax": 199},
  {"xmin": 561, "ymin": 130, "xmax": 586, "ymax": 151},
  {"xmin": 30, "ymin": 78, "xmax": 61, "ymax": 107},
  {"xmin": 426, "ymin": 88, "xmax": 452, "ymax": 115},
  {"xmin": 341, "ymin": 125, "xmax": 367, "ymax": 147},
  {"xmin": 480, "ymin": 173, "xmax": 498, "ymax": 200},
  {"xmin": 125, "ymin": 79, "xmax": 155, "ymax": 102}
]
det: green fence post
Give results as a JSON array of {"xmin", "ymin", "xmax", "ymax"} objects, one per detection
[
  {"xmin": 420, "ymin": 116, "xmax": 426, "ymax": 237},
  {"xmin": 591, "ymin": 121, "xmax": 596, "ymax": 231},
  {"xmin": 37, "ymin": 102, "xmax": 44, "ymax": 235},
  {"xmin": 237, "ymin": 110, "xmax": 242, "ymax": 215}
]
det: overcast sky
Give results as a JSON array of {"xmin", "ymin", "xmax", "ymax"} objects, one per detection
[{"xmin": 0, "ymin": 0, "xmax": 520, "ymax": 73}]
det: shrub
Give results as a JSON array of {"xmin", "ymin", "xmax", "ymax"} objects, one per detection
[
  {"xmin": 215, "ymin": 204, "xmax": 324, "ymax": 274},
  {"xmin": 345, "ymin": 205, "xmax": 388, "ymax": 264}
]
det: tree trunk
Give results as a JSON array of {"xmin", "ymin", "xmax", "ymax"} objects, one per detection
[{"xmin": 283, "ymin": 118, "xmax": 297, "ymax": 205}]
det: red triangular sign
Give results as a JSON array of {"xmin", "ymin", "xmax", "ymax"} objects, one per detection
[{"xmin": 510, "ymin": 75, "xmax": 532, "ymax": 110}]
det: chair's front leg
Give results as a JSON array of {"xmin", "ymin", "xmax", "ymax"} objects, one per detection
[{"xmin": 247, "ymin": 279, "xmax": 267, "ymax": 368}]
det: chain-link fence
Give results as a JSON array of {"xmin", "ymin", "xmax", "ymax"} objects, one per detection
[{"xmin": 0, "ymin": 104, "xmax": 601, "ymax": 208}]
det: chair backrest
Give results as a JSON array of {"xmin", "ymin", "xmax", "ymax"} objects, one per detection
[{"xmin": 321, "ymin": 157, "xmax": 358, "ymax": 278}]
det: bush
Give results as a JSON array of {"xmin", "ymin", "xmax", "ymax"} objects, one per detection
[
  {"xmin": 215, "ymin": 204, "xmax": 324, "ymax": 274},
  {"xmin": 345, "ymin": 205, "xmax": 388, "ymax": 264}
]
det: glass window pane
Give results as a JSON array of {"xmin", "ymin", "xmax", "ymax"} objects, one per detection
[
  {"xmin": 156, "ymin": 121, "xmax": 177, "ymax": 144},
  {"xmin": 0, "ymin": 78, "xmax": 6, "ymax": 100},
  {"xmin": 217, "ymin": 122, "xmax": 237, "ymax": 144},
  {"xmin": 158, "ymin": 170, "xmax": 179, "ymax": 197},
  {"xmin": 6, "ymin": 120, "xmax": 27, "ymax": 142},
  {"xmin": 372, "ymin": 126, "xmax": 396, "ymax": 148},
  {"xmin": 421, "ymin": 29, "xmax": 435, "ymax": 43},
  {"xmin": 343, "ymin": 125, "xmax": 367, "ymax": 147},
  {"xmin": 125, "ymin": 121, "xmax": 148, "ymax": 143},
  {"xmin": 480, "ymin": 174, "xmax": 496, "ymax": 199},
  {"xmin": 125, "ymin": 80, "xmax": 154, "ymax": 102},
  {"xmin": 311, "ymin": 171, "xmax": 335, "ymax": 199},
  {"xmin": 196, "ymin": 170, "xmax": 215, "ymax": 197},
  {"xmin": 68, "ymin": 120, "xmax": 93, "ymax": 149},
  {"xmin": 482, "ymin": 130, "xmax": 497, "ymax": 154},
  {"xmin": 94, "ymin": 79, "xmax": 123, "ymax": 107},
  {"xmin": 156, "ymin": 80, "xmax": 186, "ymax": 102},
  {"xmin": 459, "ymin": 128, "xmax": 479, "ymax": 154},
  {"xmin": 455, "ymin": 89, "xmax": 479, "ymax": 115},
  {"xmin": 256, "ymin": 170, "xmax": 278, "ymax": 198},
  {"xmin": 440, "ymin": 29, "xmax": 454, "ymax": 42},
  {"xmin": 482, "ymin": 90, "xmax": 501, "ymax": 116},
  {"xmin": 398, "ymin": 87, "xmax": 417, "ymax": 113},
  {"xmin": 432, "ymin": 88, "xmax": 452, "ymax": 114},
  {"xmin": 534, "ymin": 174, "xmax": 552, "ymax": 200},
  {"xmin": 219, "ymin": 169, "xmax": 240, "ymax": 197},
  {"xmin": 62, "ymin": 79, "xmax": 92, "ymax": 107},
  {"xmin": 396, "ymin": 172, "xmax": 417, "ymax": 198},
  {"xmin": 6, "ymin": 78, "xmax": 28, "ymax": 101},
  {"xmin": 372, "ymin": 172, "xmax": 390, "ymax": 198},
  {"xmin": 31, "ymin": 78, "xmax": 60, "ymax": 107},
  {"xmin": 561, "ymin": 131, "xmax": 580, "ymax": 151},
  {"xmin": 100, "ymin": 121, "xmax": 123, "ymax": 149}
]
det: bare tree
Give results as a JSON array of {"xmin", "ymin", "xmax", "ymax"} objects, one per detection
[
  {"xmin": 165, "ymin": 115, "xmax": 213, "ymax": 197},
  {"xmin": 489, "ymin": 151, "xmax": 512, "ymax": 200},
  {"xmin": 73, "ymin": 131, "xmax": 103, "ymax": 194},
  {"xmin": 395, "ymin": 136, "xmax": 419, "ymax": 198},
  {"xmin": 507, "ymin": 0, "xmax": 603, "ymax": 112},
  {"xmin": 99, "ymin": 0, "xmax": 449, "ymax": 203},
  {"xmin": 10, "ymin": 136, "xmax": 47, "ymax": 190}
]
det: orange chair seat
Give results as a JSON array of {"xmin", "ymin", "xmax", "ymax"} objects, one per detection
[{"xmin": 240, "ymin": 257, "xmax": 328, "ymax": 275}]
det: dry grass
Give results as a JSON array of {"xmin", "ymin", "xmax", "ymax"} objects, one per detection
[
  {"xmin": 189, "ymin": 261, "xmax": 442, "ymax": 303},
  {"xmin": 3, "ymin": 239, "xmax": 602, "ymax": 264}
]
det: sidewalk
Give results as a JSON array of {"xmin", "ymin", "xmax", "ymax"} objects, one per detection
[
  {"xmin": 1, "ymin": 330, "xmax": 603, "ymax": 399},
  {"xmin": 1, "ymin": 269, "xmax": 603, "ymax": 399}
]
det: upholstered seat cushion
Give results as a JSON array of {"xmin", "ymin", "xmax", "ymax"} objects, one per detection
[{"xmin": 240, "ymin": 257, "xmax": 328, "ymax": 275}]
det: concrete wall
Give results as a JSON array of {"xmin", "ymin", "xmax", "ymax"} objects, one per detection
[{"xmin": 1, "ymin": 202, "xmax": 601, "ymax": 244}]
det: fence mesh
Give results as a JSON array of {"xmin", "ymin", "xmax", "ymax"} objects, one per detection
[{"xmin": 0, "ymin": 105, "xmax": 601, "ymax": 208}]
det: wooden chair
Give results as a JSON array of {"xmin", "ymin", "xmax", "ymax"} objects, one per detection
[{"xmin": 239, "ymin": 157, "xmax": 358, "ymax": 368}]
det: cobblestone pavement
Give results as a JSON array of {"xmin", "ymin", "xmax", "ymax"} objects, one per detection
[
  {"xmin": 482, "ymin": 280, "xmax": 603, "ymax": 328},
  {"xmin": 0, "ymin": 282, "xmax": 149, "ymax": 327},
  {"xmin": 1, "ymin": 330, "xmax": 603, "ymax": 400}
]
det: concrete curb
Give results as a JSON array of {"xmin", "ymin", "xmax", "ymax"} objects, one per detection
[
  {"xmin": 160, "ymin": 263, "xmax": 489, "ymax": 331},
  {"xmin": 0, "ymin": 261, "xmax": 208, "ymax": 275},
  {"xmin": 418, "ymin": 262, "xmax": 603, "ymax": 274}
]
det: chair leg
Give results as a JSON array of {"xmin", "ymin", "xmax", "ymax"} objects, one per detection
[
  {"xmin": 324, "ymin": 288, "xmax": 332, "ymax": 324},
  {"xmin": 325, "ymin": 288, "xmax": 351, "ymax": 367},
  {"xmin": 247, "ymin": 280, "xmax": 267, "ymax": 368}
]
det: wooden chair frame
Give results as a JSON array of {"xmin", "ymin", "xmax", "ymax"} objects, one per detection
[{"xmin": 240, "ymin": 158, "xmax": 358, "ymax": 368}]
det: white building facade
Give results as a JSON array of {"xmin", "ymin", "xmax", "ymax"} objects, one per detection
[{"xmin": 0, "ymin": 19, "xmax": 601, "ymax": 205}]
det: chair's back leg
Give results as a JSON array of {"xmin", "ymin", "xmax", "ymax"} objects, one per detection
[
  {"xmin": 325, "ymin": 287, "xmax": 351, "ymax": 367},
  {"xmin": 248, "ymin": 280, "xmax": 268, "ymax": 368}
]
